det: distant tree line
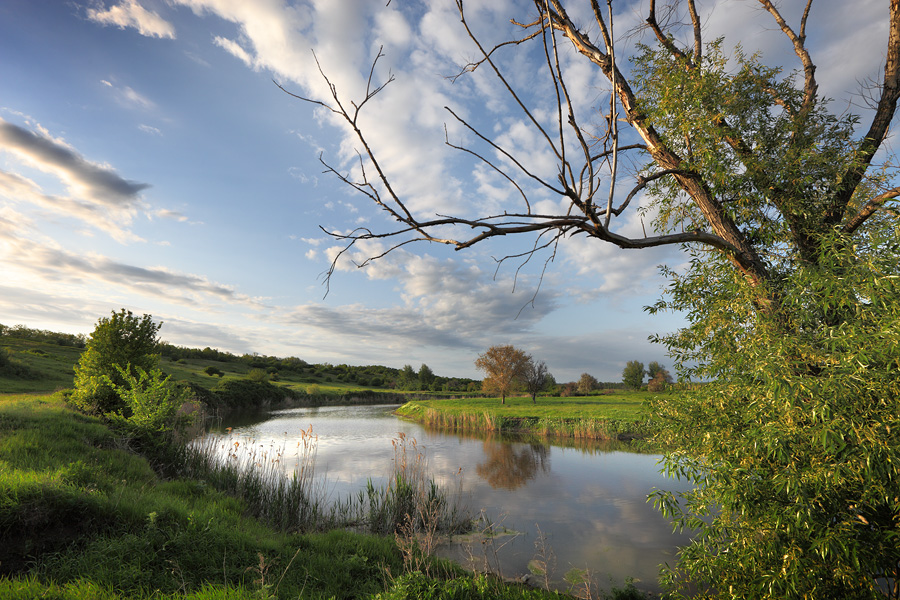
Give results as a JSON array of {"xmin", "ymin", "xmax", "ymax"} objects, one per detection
[
  {"xmin": 159, "ymin": 341, "xmax": 479, "ymax": 392},
  {"xmin": 0, "ymin": 323, "xmax": 87, "ymax": 347}
]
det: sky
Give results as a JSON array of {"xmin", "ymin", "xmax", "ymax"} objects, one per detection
[{"xmin": 0, "ymin": 0, "xmax": 892, "ymax": 382}]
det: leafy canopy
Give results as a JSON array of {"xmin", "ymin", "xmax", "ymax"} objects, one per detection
[
  {"xmin": 475, "ymin": 345, "xmax": 532, "ymax": 404},
  {"xmin": 638, "ymin": 38, "xmax": 900, "ymax": 599},
  {"xmin": 71, "ymin": 309, "xmax": 161, "ymax": 416}
]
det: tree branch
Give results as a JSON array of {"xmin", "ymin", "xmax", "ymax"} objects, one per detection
[{"xmin": 842, "ymin": 186, "xmax": 900, "ymax": 234}]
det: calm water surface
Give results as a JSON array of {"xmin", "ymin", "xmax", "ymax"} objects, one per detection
[{"xmin": 209, "ymin": 404, "xmax": 692, "ymax": 594}]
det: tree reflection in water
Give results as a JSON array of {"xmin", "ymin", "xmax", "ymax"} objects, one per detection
[{"xmin": 476, "ymin": 438, "xmax": 550, "ymax": 489}]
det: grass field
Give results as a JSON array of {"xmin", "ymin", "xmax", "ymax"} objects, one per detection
[
  {"xmin": 401, "ymin": 393, "xmax": 652, "ymax": 420},
  {"xmin": 396, "ymin": 393, "xmax": 658, "ymax": 441}
]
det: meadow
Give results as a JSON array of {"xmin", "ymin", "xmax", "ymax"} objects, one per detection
[{"xmin": 396, "ymin": 393, "xmax": 657, "ymax": 441}]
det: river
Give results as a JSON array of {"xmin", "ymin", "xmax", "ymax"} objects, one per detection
[{"xmin": 206, "ymin": 403, "xmax": 692, "ymax": 596}]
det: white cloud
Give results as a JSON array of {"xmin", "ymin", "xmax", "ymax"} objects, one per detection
[
  {"xmin": 101, "ymin": 79, "xmax": 156, "ymax": 110},
  {"xmin": 138, "ymin": 124, "xmax": 162, "ymax": 135},
  {"xmin": 152, "ymin": 208, "xmax": 188, "ymax": 221},
  {"xmin": 0, "ymin": 118, "xmax": 148, "ymax": 241},
  {"xmin": 213, "ymin": 36, "xmax": 253, "ymax": 67},
  {"xmin": 87, "ymin": 0, "xmax": 176, "ymax": 39},
  {"xmin": 0, "ymin": 231, "xmax": 263, "ymax": 310}
]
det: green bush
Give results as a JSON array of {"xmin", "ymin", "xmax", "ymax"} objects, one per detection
[{"xmin": 70, "ymin": 310, "xmax": 161, "ymax": 416}]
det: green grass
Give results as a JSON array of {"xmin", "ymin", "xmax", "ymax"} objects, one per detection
[
  {"xmin": 401, "ymin": 393, "xmax": 653, "ymax": 420},
  {"xmin": 3, "ymin": 392, "xmax": 639, "ymax": 599},
  {"xmin": 396, "ymin": 394, "xmax": 659, "ymax": 440},
  {"xmin": 0, "ymin": 338, "xmax": 82, "ymax": 392}
]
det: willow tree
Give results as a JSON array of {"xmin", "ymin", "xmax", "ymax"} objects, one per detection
[{"xmin": 290, "ymin": 1, "xmax": 900, "ymax": 597}]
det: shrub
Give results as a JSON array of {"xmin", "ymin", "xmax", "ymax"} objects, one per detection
[{"xmin": 70, "ymin": 310, "xmax": 161, "ymax": 416}]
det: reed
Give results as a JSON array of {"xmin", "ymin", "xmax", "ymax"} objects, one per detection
[
  {"xmin": 181, "ymin": 425, "xmax": 333, "ymax": 532},
  {"xmin": 182, "ymin": 428, "xmax": 470, "ymax": 538}
]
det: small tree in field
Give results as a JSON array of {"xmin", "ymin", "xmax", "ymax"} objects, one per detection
[
  {"xmin": 71, "ymin": 309, "xmax": 161, "ymax": 416},
  {"xmin": 475, "ymin": 345, "xmax": 530, "ymax": 405},
  {"xmin": 523, "ymin": 359, "xmax": 550, "ymax": 404},
  {"xmin": 577, "ymin": 373, "xmax": 599, "ymax": 395},
  {"xmin": 622, "ymin": 361, "xmax": 645, "ymax": 390}
]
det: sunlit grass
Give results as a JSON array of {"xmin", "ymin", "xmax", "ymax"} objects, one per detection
[{"xmin": 396, "ymin": 394, "xmax": 659, "ymax": 440}]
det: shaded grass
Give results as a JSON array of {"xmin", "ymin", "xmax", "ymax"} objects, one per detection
[{"xmin": 0, "ymin": 339, "xmax": 82, "ymax": 392}]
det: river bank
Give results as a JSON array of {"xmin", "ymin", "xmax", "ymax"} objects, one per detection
[{"xmin": 394, "ymin": 394, "xmax": 659, "ymax": 442}]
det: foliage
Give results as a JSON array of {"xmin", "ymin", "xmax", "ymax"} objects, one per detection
[
  {"xmin": 246, "ymin": 368, "xmax": 269, "ymax": 383},
  {"xmin": 0, "ymin": 323, "xmax": 86, "ymax": 347},
  {"xmin": 373, "ymin": 571, "xmax": 565, "ymax": 600},
  {"xmin": 203, "ymin": 365, "xmax": 224, "ymax": 377},
  {"xmin": 650, "ymin": 228, "xmax": 900, "ymax": 598},
  {"xmin": 621, "ymin": 361, "xmax": 645, "ymax": 391},
  {"xmin": 398, "ymin": 364, "xmax": 420, "ymax": 391},
  {"xmin": 418, "ymin": 363, "xmax": 436, "ymax": 390},
  {"xmin": 0, "ymin": 347, "xmax": 39, "ymax": 380},
  {"xmin": 210, "ymin": 379, "xmax": 298, "ymax": 410},
  {"xmin": 70, "ymin": 310, "xmax": 161, "ymax": 416},
  {"xmin": 646, "ymin": 362, "xmax": 666, "ymax": 382},
  {"xmin": 103, "ymin": 365, "xmax": 193, "ymax": 434},
  {"xmin": 576, "ymin": 373, "xmax": 598, "ymax": 395},
  {"xmin": 646, "ymin": 363, "xmax": 672, "ymax": 393},
  {"xmin": 474, "ymin": 345, "xmax": 531, "ymax": 404}
]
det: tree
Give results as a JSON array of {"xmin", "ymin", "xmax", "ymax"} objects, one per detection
[
  {"xmin": 293, "ymin": 1, "xmax": 900, "ymax": 596},
  {"xmin": 523, "ymin": 359, "xmax": 550, "ymax": 403},
  {"xmin": 246, "ymin": 368, "xmax": 269, "ymax": 383},
  {"xmin": 71, "ymin": 309, "xmax": 161, "ymax": 416},
  {"xmin": 397, "ymin": 364, "xmax": 419, "ymax": 391},
  {"xmin": 474, "ymin": 345, "xmax": 531, "ymax": 404},
  {"xmin": 417, "ymin": 363, "xmax": 435, "ymax": 390},
  {"xmin": 646, "ymin": 362, "xmax": 672, "ymax": 392},
  {"xmin": 576, "ymin": 372, "xmax": 598, "ymax": 395},
  {"xmin": 646, "ymin": 362, "xmax": 665, "ymax": 382},
  {"xmin": 621, "ymin": 361, "xmax": 645, "ymax": 390}
]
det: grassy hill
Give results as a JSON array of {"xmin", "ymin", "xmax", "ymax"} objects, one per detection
[{"xmin": 0, "ymin": 332, "xmax": 476, "ymax": 398}]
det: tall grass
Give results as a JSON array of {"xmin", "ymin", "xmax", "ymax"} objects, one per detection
[
  {"xmin": 354, "ymin": 433, "xmax": 469, "ymax": 535},
  {"xmin": 182, "ymin": 427, "xmax": 470, "ymax": 538},
  {"xmin": 181, "ymin": 425, "xmax": 334, "ymax": 532},
  {"xmin": 402, "ymin": 404, "xmax": 656, "ymax": 442}
]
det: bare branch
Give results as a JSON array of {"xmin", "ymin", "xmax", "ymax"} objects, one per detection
[
  {"xmin": 687, "ymin": 0, "xmax": 702, "ymax": 63},
  {"xmin": 831, "ymin": 0, "xmax": 900, "ymax": 223},
  {"xmin": 757, "ymin": 0, "xmax": 818, "ymax": 118},
  {"xmin": 645, "ymin": 0, "xmax": 693, "ymax": 65},
  {"xmin": 445, "ymin": 106, "xmax": 566, "ymax": 197}
]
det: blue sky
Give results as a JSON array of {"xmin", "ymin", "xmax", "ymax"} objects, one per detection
[{"xmin": 0, "ymin": 0, "xmax": 891, "ymax": 381}]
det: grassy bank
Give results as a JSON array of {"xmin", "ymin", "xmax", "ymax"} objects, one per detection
[
  {"xmin": 2, "ymin": 392, "xmax": 660, "ymax": 599},
  {"xmin": 395, "ymin": 394, "xmax": 658, "ymax": 441}
]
